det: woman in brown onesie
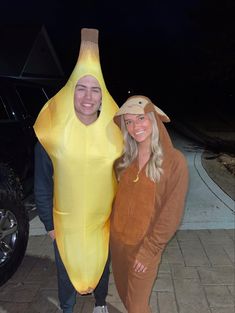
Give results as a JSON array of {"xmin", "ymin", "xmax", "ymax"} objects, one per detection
[{"xmin": 110, "ymin": 95, "xmax": 189, "ymax": 313}]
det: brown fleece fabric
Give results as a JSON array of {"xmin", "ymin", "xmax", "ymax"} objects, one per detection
[{"xmin": 110, "ymin": 96, "xmax": 189, "ymax": 313}]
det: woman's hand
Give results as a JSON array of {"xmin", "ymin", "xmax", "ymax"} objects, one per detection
[{"xmin": 133, "ymin": 259, "xmax": 147, "ymax": 273}]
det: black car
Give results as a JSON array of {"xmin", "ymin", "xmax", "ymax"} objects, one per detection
[{"xmin": 0, "ymin": 76, "xmax": 63, "ymax": 285}]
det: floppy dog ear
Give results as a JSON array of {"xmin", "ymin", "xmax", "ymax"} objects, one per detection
[{"xmin": 145, "ymin": 103, "xmax": 170, "ymax": 123}]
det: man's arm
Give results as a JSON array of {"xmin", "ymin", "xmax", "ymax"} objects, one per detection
[{"xmin": 34, "ymin": 141, "xmax": 54, "ymax": 238}]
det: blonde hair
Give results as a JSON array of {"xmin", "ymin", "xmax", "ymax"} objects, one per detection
[{"xmin": 116, "ymin": 112, "xmax": 163, "ymax": 182}]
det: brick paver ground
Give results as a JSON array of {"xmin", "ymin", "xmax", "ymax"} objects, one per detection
[{"xmin": 0, "ymin": 229, "xmax": 234, "ymax": 313}]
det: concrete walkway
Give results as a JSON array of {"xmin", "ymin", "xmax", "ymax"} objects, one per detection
[{"xmin": 171, "ymin": 129, "xmax": 235, "ymax": 230}]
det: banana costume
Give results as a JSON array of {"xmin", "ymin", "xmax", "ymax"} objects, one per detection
[{"xmin": 34, "ymin": 29, "xmax": 123, "ymax": 293}]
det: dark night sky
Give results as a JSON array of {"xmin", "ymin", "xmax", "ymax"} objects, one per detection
[{"xmin": 0, "ymin": 0, "xmax": 234, "ymax": 113}]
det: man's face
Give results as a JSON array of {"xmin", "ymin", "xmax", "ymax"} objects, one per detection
[{"xmin": 74, "ymin": 75, "xmax": 102, "ymax": 124}]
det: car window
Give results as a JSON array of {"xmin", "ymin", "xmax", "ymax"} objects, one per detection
[
  {"xmin": 16, "ymin": 85, "xmax": 49, "ymax": 122},
  {"xmin": 43, "ymin": 85, "xmax": 61, "ymax": 98},
  {"xmin": 0, "ymin": 95, "xmax": 10, "ymax": 120}
]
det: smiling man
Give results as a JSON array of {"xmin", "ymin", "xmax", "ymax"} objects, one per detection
[
  {"xmin": 33, "ymin": 29, "xmax": 123, "ymax": 313},
  {"xmin": 74, "ymin": 75, "xmax": 102, "ymax": 124}
]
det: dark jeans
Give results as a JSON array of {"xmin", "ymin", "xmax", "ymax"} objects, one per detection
[{"xmin": 53, "ymin": 241, "xmax": 110, "ymax": 313}]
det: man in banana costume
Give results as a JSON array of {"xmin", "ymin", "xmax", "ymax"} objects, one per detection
[{"xmin": 34, "ymin": 28, "xmax": 123, "ymax": 313}]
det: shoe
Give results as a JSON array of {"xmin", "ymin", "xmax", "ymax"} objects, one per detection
[{"xmin": 92, "ymin": 305, "xmax": 109, "ymax": 313}]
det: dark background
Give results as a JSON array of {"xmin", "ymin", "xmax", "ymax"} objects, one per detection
[{"xmin": 0, "ymin": 0, "xmax": 234, "ymax": 117}]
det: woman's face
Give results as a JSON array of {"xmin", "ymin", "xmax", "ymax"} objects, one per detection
[{"xmin": 124, "ymin": 113, "xmax": 153, "ymax": 144}]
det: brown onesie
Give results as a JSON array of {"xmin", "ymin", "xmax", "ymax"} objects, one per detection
[{"xmin": 110, "ymin": 98, "xmax": 189, "ymax": 313}]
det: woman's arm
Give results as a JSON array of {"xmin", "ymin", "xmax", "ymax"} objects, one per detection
[{"xmin": 135, "ymin": 151, "xmax": 189, "ymax": 266}]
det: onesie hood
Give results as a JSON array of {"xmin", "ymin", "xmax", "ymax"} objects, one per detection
[{"xmin": 114, "ymin": 95, "xmax": 173, "ymax": 154}]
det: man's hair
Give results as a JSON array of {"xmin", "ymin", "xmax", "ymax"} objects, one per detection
[{"xmin": 116, "ymin": 112, "xmax": 163, "ymax": 182}]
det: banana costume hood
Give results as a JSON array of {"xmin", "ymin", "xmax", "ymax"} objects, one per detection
[{"xmin": 34, "ymin": 28, "xmax": 123, "ymax": 293}]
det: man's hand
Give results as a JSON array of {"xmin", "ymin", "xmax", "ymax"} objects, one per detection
[
  {"xmin": 48, "ymin": 230, "xmax": 55, "ymax": 240},
  {"xmin": 133, "ymin": 259, "xmax": 147, "ymax": 273}
]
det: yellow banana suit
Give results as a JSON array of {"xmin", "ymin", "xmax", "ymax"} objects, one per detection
[{"xmin": 33, "ymin": 29, "xmax": 123, "ymax": 293}]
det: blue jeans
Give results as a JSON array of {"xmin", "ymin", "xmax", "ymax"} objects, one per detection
[{"xmin": 53, "ymin": 241, "xmax": 110, "ymax": 313}]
